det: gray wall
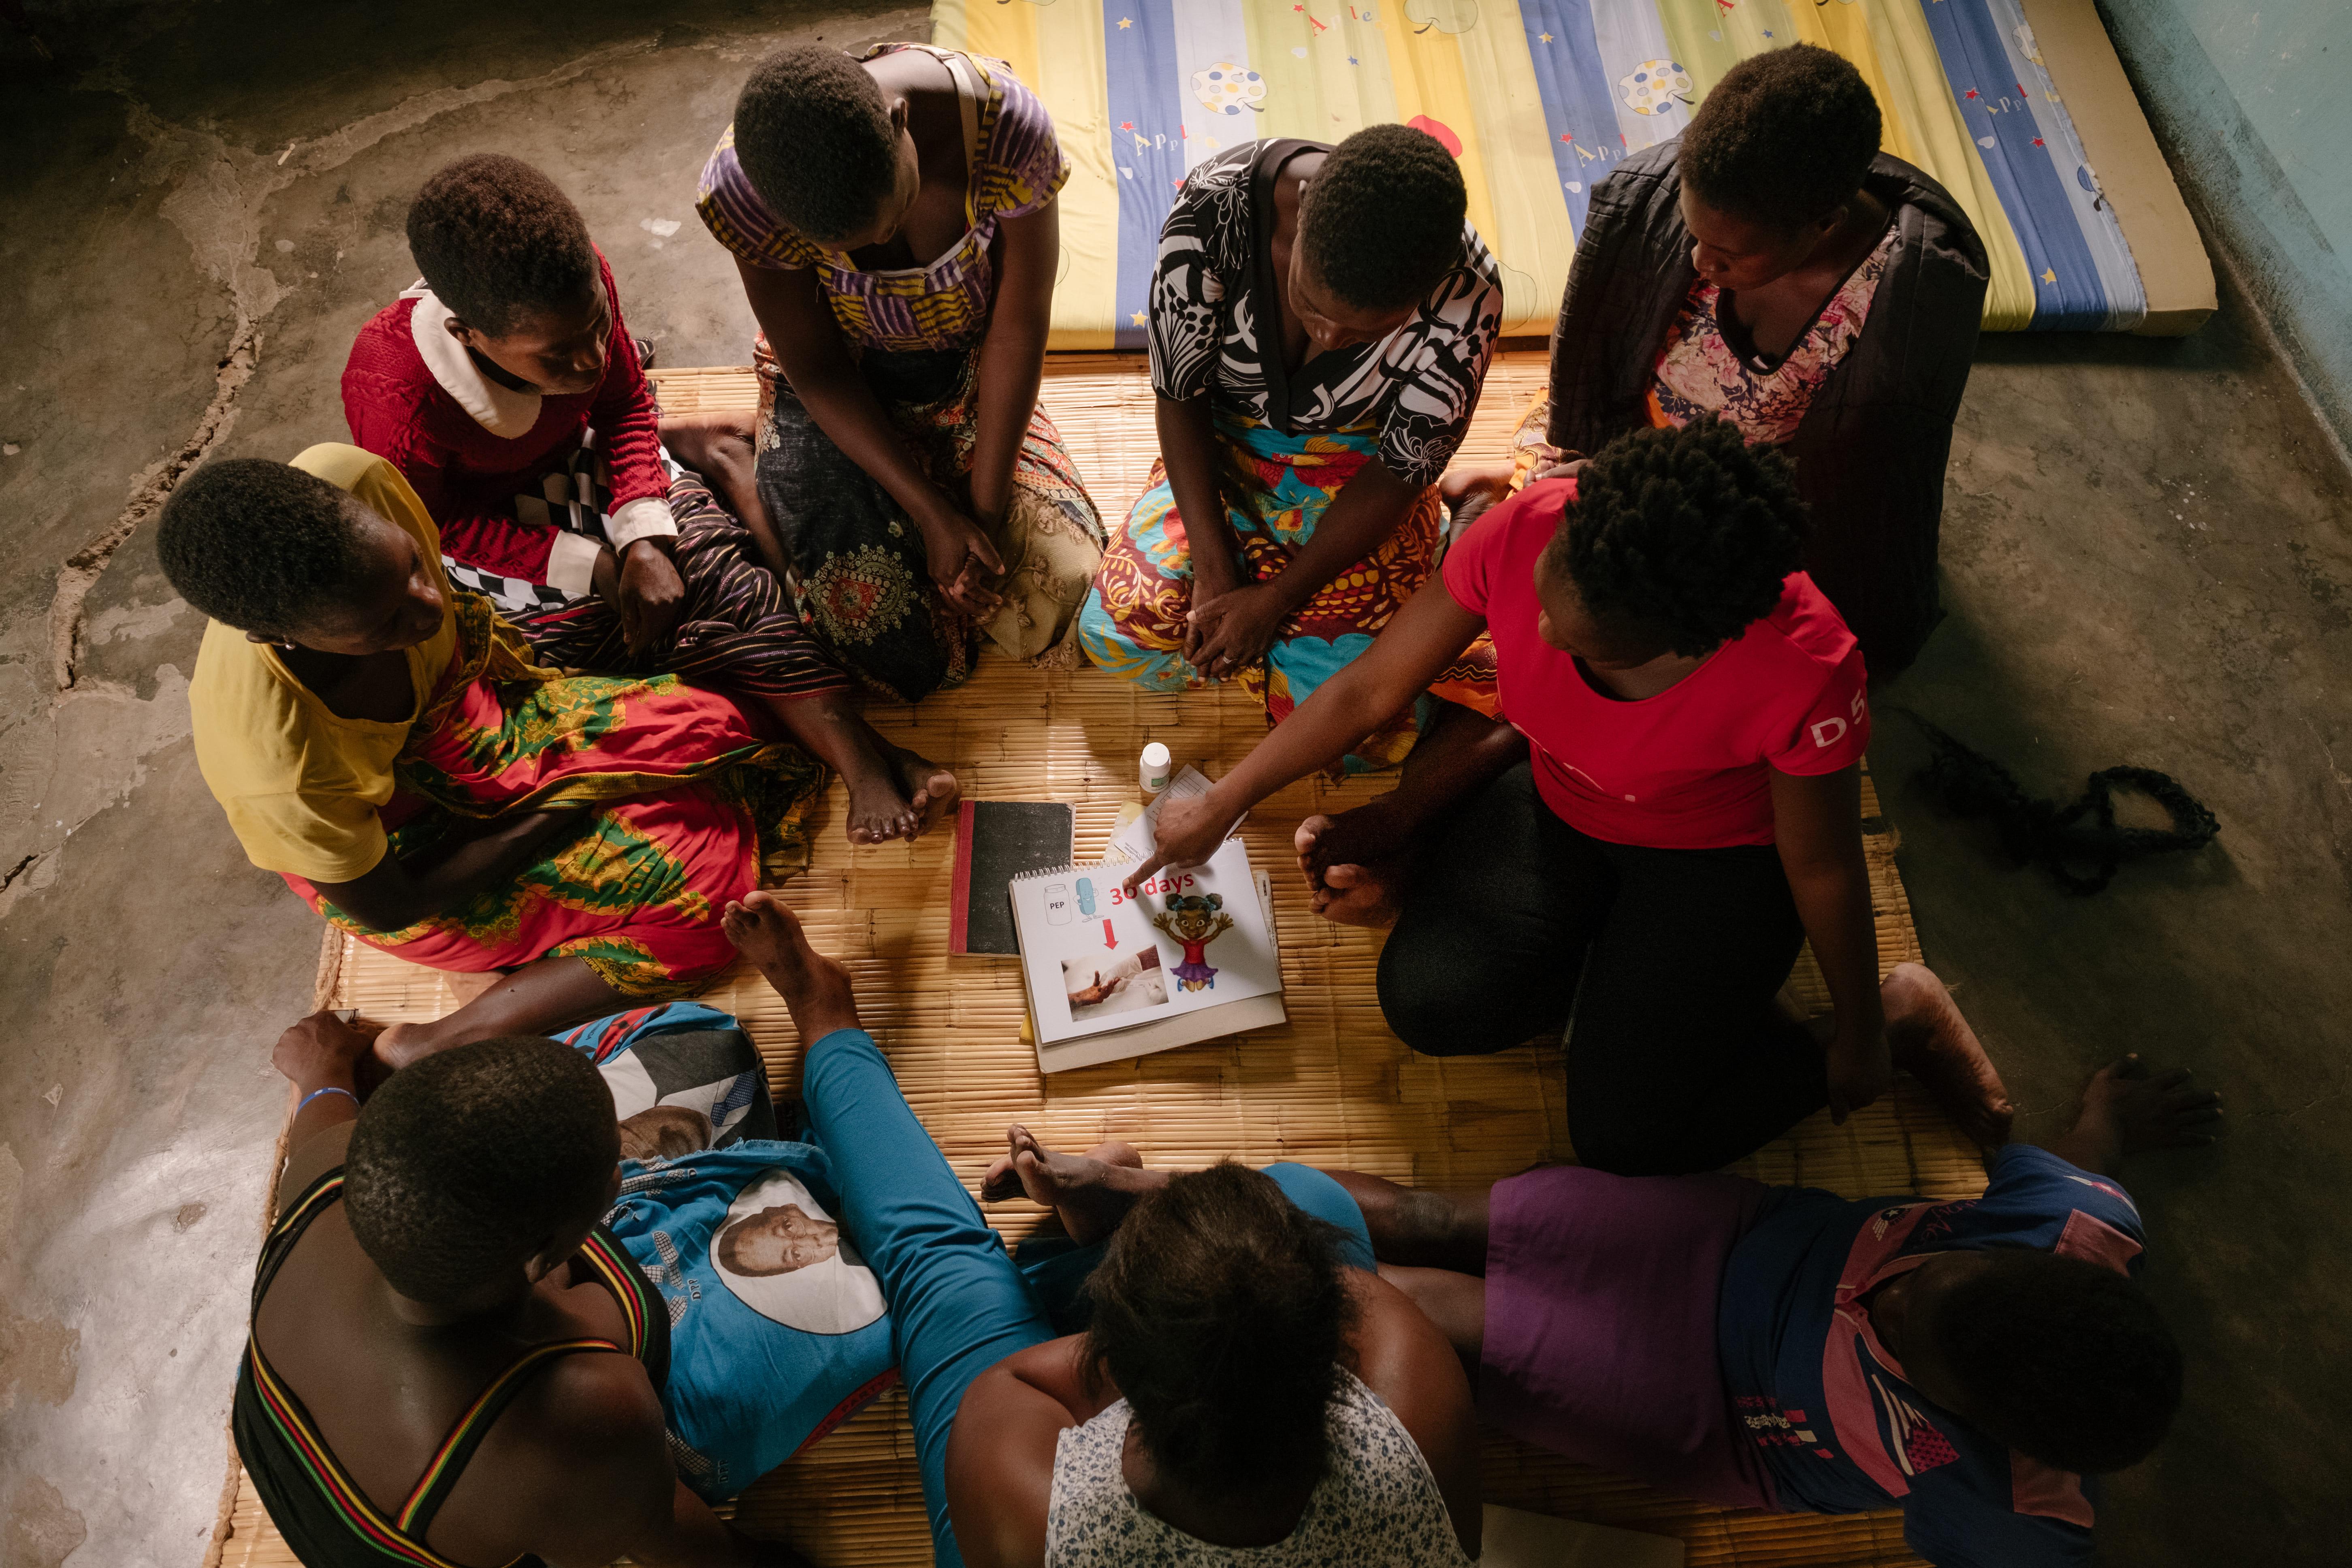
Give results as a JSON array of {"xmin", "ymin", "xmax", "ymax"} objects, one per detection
[{"xmin": 2096, "ymin": 0, "xmax": 2352, "ymax": 451}]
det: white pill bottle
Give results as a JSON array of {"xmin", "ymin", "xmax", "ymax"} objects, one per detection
[{"xmin": 1139, "ymin": 741, "xmax": 1172, "ymax": 796}]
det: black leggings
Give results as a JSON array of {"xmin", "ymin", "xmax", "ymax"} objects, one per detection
[{"xmin": 1375, "ymin": 763, "xmax": 1827, "ymax": 1175}]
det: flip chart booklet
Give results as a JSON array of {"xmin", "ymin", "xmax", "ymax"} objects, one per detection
[{"xmin": 1009, "ymin": 811, "xmax": 1285, "ymax": 1071}]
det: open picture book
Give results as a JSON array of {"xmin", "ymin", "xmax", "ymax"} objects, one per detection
[{"xmin": 1009, "ymin": 772, "xmax": 1286, "ymax": 1071}]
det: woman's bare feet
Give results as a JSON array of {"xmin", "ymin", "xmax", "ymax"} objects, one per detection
[
  {"xmin": 889, "ymin": 743, "xmax": 960, "ymax": 838},
  {"xmin": 1882, "ymin": 962, "xmax": 2016, "ymax": 1148},
  {"xmin": 840, "ymin": 741, "xmax": 956, "ymax": 845},
  {"xmin": 1297, "ymin": 809, "xmax": 1410, "ymax": 929},
  {"xmin": 839, "ymin": 745, "xmax": 925, "ymax": 845},
  {"xmin": 723, "ymin": 891, "xmax": 861, "ymax": 1042},
  {"xmin": 772, "ymin": 693, "xmax": 959, "ymax": 845},
  {"xmin": 2066, "ymin": 1055, "xmax": 2225, "ymax": 1169},
  {"xmin": 979, "ymin": 1126, "xmax": 1161, "ymax": 1246},
  {"xmin": 1439, "ymin": 461, "xmax": 1515, "ymax": 535}
]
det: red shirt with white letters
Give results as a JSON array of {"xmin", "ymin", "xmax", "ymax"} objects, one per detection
[{"xmin": 1440, "ymin": 478, "xmax": 1870, "ymax": 849}]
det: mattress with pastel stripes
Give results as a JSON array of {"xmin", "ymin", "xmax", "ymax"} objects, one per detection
[{"xmin": 935, "ymin": 0, "xmax": 2156, "ymax": 341}]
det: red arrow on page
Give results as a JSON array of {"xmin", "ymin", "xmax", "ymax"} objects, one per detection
[{"xmin": 1103, "ymin": 920, "xmax": 1118, "ymax": 949}]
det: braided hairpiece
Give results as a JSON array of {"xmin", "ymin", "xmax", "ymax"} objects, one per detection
[{"xmin": 1901, "ymin": 713, "xmax": 2220, "ymax": 895}]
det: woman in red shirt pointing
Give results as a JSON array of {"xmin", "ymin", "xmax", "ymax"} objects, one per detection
[{"xmin": 1130, "ymin": 419, "xmax": 2011, "ymax": 1175}]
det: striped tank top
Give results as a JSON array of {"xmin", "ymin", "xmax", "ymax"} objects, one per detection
[{"xmin": 232, "ymin": 1168, "xmax": 669, "ymax": 1568}]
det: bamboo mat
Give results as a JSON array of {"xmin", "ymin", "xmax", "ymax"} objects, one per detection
[{"xmin": 213, "ymin": 355, "xmax": 1978, "ymax": 1568}]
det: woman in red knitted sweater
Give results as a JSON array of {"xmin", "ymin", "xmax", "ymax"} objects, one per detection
[{"xmin": 342, "ymin": 154, "xmax": 955, "ymax": 844}]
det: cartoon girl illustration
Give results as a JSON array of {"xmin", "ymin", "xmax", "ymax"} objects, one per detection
[{"xmin": 1151, "ymin": 893, "xmax": 1235, "ymax": 992}]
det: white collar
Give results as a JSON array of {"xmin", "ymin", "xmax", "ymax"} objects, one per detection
[{"xmin": 402, "ymin": 281, "xmax": 543, "ymax": 439}]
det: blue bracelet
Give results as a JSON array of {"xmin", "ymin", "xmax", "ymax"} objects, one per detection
[{"xmin": 299, "ymin": 1086, "xmax": 359, "ymax": 1116}]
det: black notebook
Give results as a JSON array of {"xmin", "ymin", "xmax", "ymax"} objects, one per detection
[{"xmin": 948, "ymin": 800, "xmax": 1075, "ymax": 955}]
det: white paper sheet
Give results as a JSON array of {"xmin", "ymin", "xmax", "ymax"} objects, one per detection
[{"xmin": 1100, "ymin": 764, "xmax": 1218, "ymax": 864}]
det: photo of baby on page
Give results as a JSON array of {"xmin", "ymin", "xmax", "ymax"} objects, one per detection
[{"xmin": 1061, "ymin": 947, "xmax": 1167, "ymax": 1022}]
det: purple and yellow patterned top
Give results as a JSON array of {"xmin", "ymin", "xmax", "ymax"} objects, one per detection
[
  {"xmin": 1647, "ymin": 224, "xmax": 1901, "ymax": 446},
  {"xmin": 696, "ymin": 44, "xmax": 1068, "ymax": 356}
]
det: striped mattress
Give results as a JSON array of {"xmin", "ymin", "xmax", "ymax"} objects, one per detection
[{"xmin": 935, "ymin": 0, "xmax": 2152, "ymax": 341}]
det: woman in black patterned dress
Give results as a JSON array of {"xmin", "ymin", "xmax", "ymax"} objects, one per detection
[{"xmin": 1077, "ymin": 126, "xmax": 1504, "ymax": 772}]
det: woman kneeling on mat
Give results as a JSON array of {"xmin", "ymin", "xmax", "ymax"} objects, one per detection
[
  {"xmin": 1079, "ymin": 124, "xmax": 1504, "ymax": 772},
  {"xmin": 1000, "ymin": 1047, "xmax": 2220, "ymax": 1568},
  {"xmin": 168, "ymin": 446, "xmax": 822, "ymax": 1061},
  {"xmin": 718, "ymin": 894, "xmax": 1482, "ymax": 1568},
  {"xmin": 1132, "ymin": 419, "xmax": 2012, "ymax": 1175},
  {"xmin": 697, "ymin": 43, "xmax": 1105, "ymax": 702}
]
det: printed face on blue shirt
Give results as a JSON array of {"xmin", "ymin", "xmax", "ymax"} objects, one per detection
[{"xmin": 716, "ymin": 1203, "xmax": 841, "ymax": 1276}]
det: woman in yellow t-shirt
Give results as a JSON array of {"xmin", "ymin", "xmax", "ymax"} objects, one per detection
[{"xmin": 169, "ymin": 444, "xmax": 827, "ymax": 1061}]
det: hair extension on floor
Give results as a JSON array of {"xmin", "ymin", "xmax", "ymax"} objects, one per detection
[{"xmin": 1899, "ymin": 713, "xmax": 2220, "ymax": 895}]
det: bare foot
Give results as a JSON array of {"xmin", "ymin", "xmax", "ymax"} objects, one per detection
[
  {"xmin": 1296, "ymin": 813, "xmax": 1407, "ymax": 929},
  {"xmin": 805, "ymin": 706, "xmax": 955, "ymax": 846},
  {"xmin": 723, "ymin": 891, "xmax": 861, "ymax": 1042},
  {"xmin": 1315, "ymin": 860, "xmax": 1406, "ymax": 928},
  {"xmin": 981, "ymin": 1131, "xmax": 1144, "ymax": 1202},
  {"xmin": 979, "ymin": 1126, "xmax": 1159, "ymax": 1245},
  {"xmin": 370, "ymin": 1021, "xmax": 441, "ymax": 1076},
  {"xmin": 1439, "ymin": 461, "xmax": 1515, "ymax": 534},
  {"xmin": 1882, "ymin": 963, "xmax": 2015, "ymax": 1148},
  {"xmin": 889, "ymin": 745, "xmax": 960, "ymax": 839},
  {"xmin": 842, "ymin": 751, "xmax": 921, "ymax": 845},
  {"xmin": 2074, "ymin": 1055, "xmax": 2224, "ymax": 1163}
]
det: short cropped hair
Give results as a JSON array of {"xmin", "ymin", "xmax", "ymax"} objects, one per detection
[
  {"xmin": 344, "ymin": 1036, "xmax": 618, "ymax": 1308},
  {"xmin": 1934, "ymin": 1250, "xmax": 2184, "ymax": 1474},
  {"xmin": 1681, "ymin": 44, "xmax": 1883, "ymax": 230},
  {"xmin": 734, "ymin": 46, "xmax": 898, "ymax": 245},
  {"xmin": 1301, "ymin": 124, "xmax": 1467, "ymax": 310},
  {"xmin": 1082, "ymin": 1164, "xmax": 1358, "ymax": 1499},
  {"xmin": 157, "ymin": 459, "xmax": 366, "ymax": 633},
  {"xmin": 406, "ymin": 154, "xmax": 597, "ymax": 337},
  {"xmin": 1543, "ymin": 417, "xmax": 1809, "ymax": 655}
]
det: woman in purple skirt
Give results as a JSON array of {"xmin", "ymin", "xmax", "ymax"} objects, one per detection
[{"xmin": 995, "ymin": 1010, "xmax": 2221, "ymax": 1568}]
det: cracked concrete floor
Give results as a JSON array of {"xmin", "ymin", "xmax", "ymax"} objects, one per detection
[{"xmin": 0, "ymin": 3, "xmax": 2347, "ymax": 1565}]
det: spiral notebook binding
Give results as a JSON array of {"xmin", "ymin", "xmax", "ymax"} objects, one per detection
[{"xmin": 1006, "ymin": 836, "xmax": 1247, "ymax": 886}]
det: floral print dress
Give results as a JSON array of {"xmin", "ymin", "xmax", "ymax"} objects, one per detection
[
  {"xmin": 1647, "ymin": 223, "xmax": 1902, "ymax": 442},
  {"xmin": 1044, "ymin": 1369, "xmax": 1473, "ymax": 1567}
]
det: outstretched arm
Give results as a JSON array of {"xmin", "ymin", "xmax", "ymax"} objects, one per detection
[
  {"xmin": 945, "ymin": 1336, "xmax": 1112, "ymax": 1568},
  {"xmin": 270, "ymin": 1011, "xmax": 377, "ymax": 1208},
  {"xmin": 966, "ymin": 203, "xmax": 1057, "ymax": 531},
  {"xmin": 1126, "ymin": 579, "xmax": 1486, "ymax": 888},
  {"xmin": 1345, "ymin": 1271, "xmax": 1483, "ymax": 1561},
  {"xmin": 1771, "ymin": 764, "xmax": 1886, "ymax": 1123},
  {"xmin": 313, "ymin": 808, "xmax": 587, "ymax": 933}
]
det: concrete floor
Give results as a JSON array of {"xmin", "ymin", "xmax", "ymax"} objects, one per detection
[{"xmin": 0, "ymin": 3, "xmax": 2344, "ymax": 1565}]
